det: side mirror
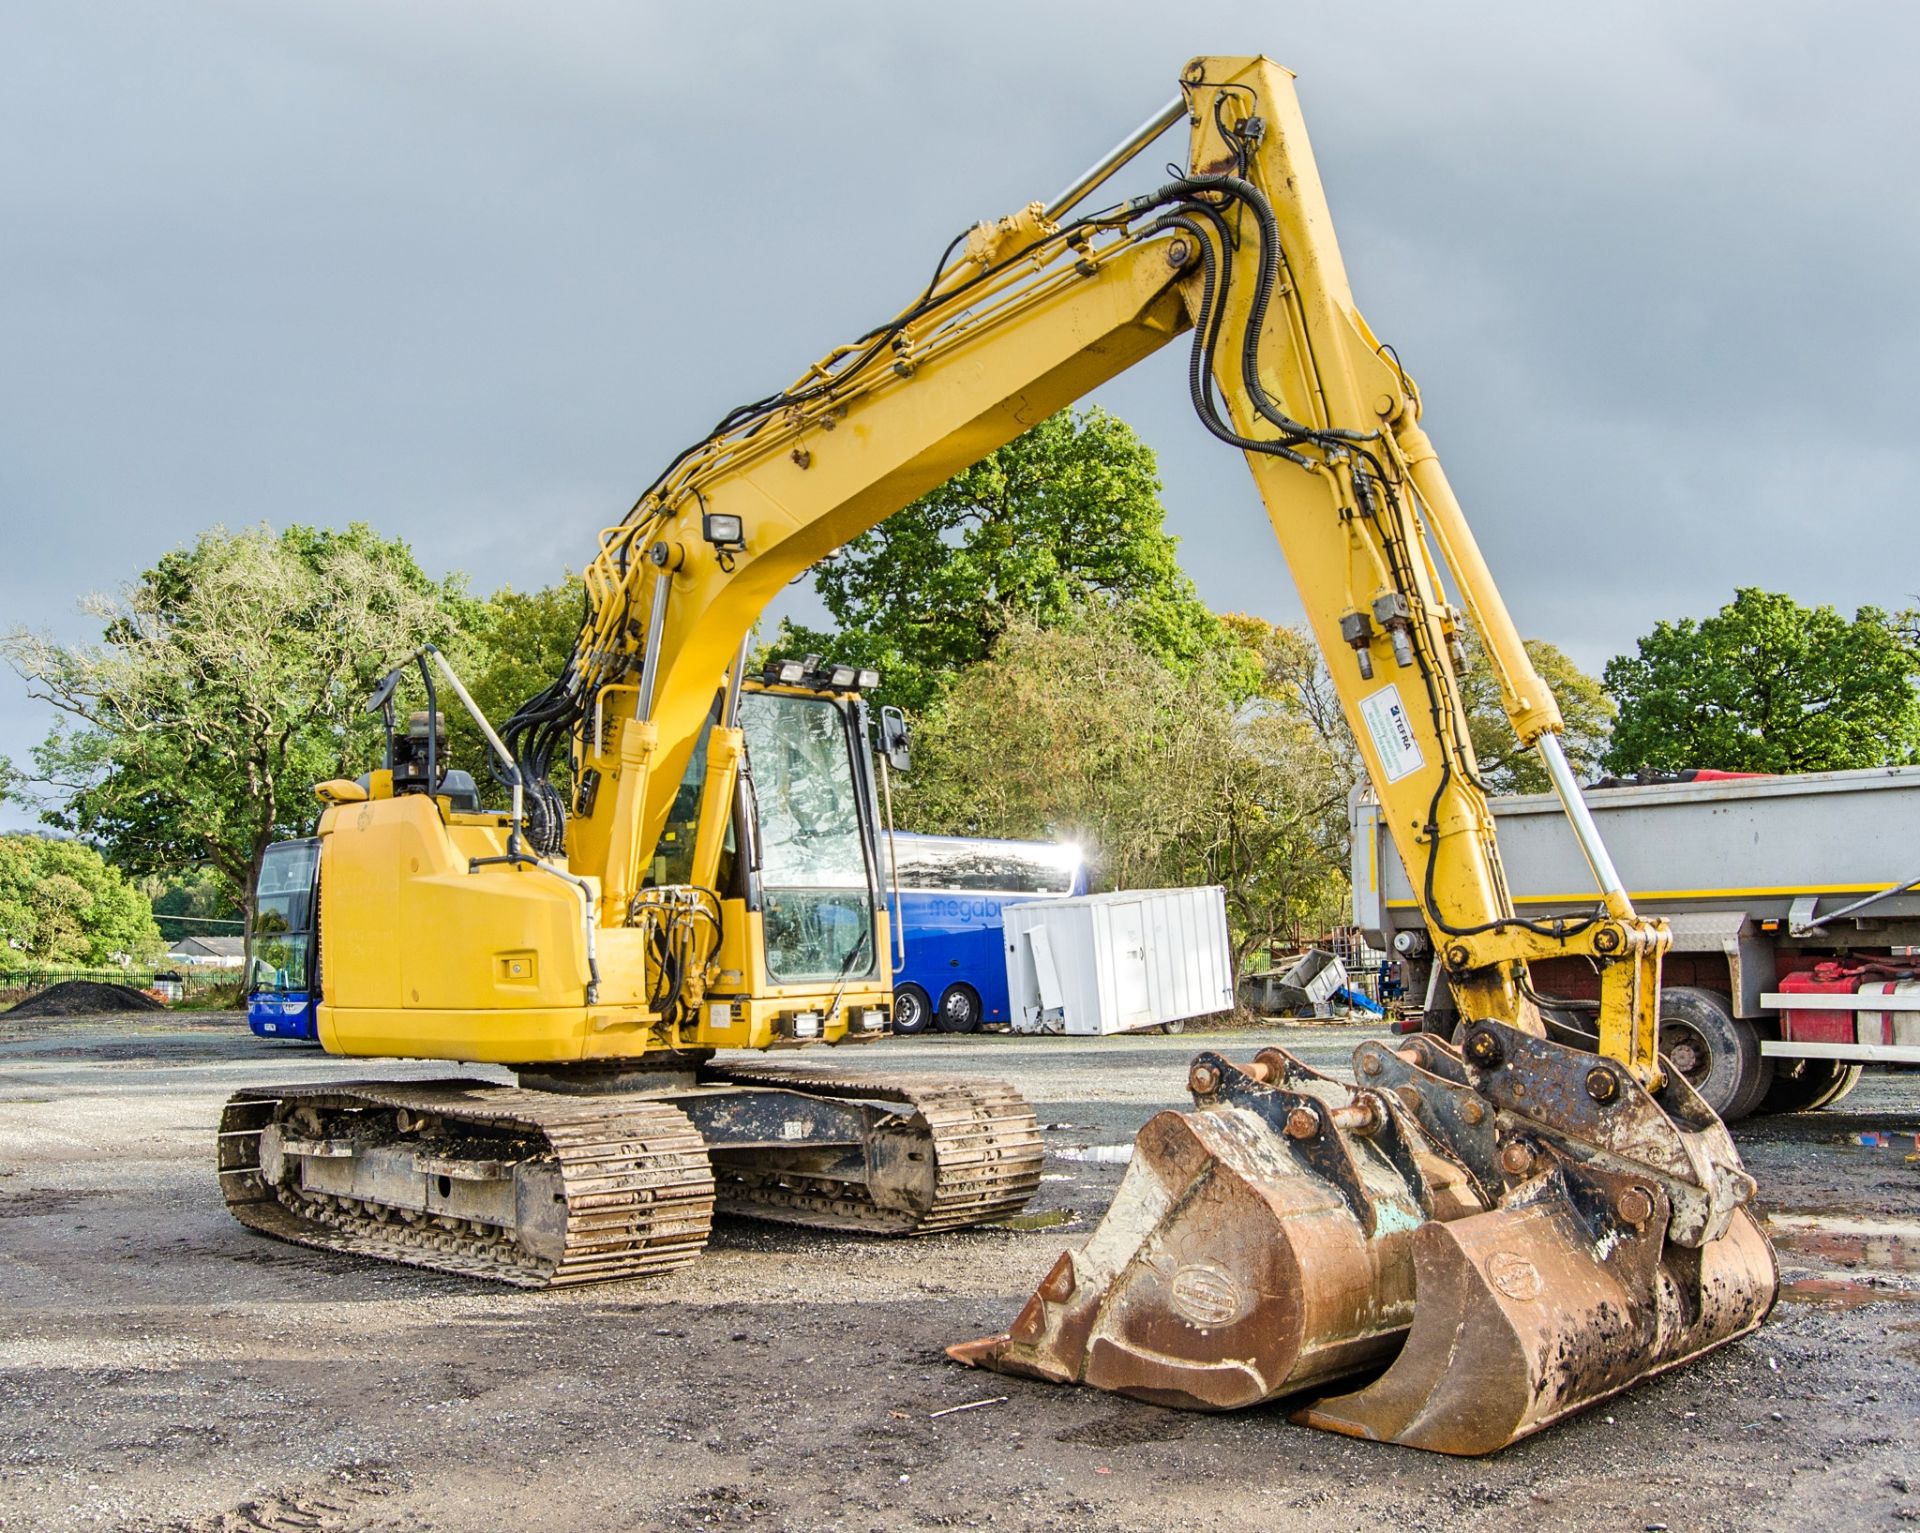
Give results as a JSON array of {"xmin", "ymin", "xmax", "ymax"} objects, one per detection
[
  {"xmin": 366, "ymin": 665, "xmax": 404, "ymax": 770},
  {"xmin": 365, "ymin": 666, "xmax": 403, "ymax": 718},
  {"xmin": 878, "ymin": 706, "xmax": 911, "ymax": 773}
]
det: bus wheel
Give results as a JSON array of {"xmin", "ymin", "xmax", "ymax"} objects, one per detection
[
  {"xmin": 892, "ymin": 984, "xmax": 934, "ymax": 1036},
  {"xmin": 935, "ymin": 984, "xmax": 982, "ymax": 1034}
]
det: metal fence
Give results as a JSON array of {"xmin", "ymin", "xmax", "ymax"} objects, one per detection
[{"xmin": 0, "ymin": 966, "xmax": 242, "ymax": 1004}]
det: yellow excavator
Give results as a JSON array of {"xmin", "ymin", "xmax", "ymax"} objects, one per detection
[{"xmin": 217, "ymin": 54, "xmax": 1776, "ymax": 1455}]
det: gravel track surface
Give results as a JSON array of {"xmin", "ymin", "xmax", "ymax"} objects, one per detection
[{"xmin": 1, "ymin": 1015, "xmax": 1916, "ymax": 1532}]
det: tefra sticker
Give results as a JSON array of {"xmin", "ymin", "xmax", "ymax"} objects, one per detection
[{"xmin": 1358, "ymin": 683, "xmax": 1425, "ymax": 783}]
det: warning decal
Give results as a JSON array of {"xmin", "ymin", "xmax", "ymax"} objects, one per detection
[{"xmin": 1358, "ymin": 683, "xmax": 1425, "ymax": 784}]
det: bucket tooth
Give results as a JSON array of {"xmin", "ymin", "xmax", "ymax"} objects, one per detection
[
  {"xmin": 1296, "ymin": 1166, "xmax": 1778, "ymax": 1455},
  {"xmin": 950, "ymin": 1092, "xmax": 1456, "ymax": 1410}
]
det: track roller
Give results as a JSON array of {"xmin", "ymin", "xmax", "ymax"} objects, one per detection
[{"xmin": 218, "ymin": 1080, "xmax": 715, "ymax": 1286}]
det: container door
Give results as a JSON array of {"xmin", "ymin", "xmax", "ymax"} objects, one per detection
[
  {"xmin": 1110, "ymin": 902, "xmax": 1154, "ymax": 1032},
  {"xmin": 1027, "ymin": 925, "xmax": 1068, "ymax": 1033}
]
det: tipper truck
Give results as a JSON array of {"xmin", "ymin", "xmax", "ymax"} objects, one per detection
[{"xmin": 1355, "ymin": 764, "xmax": 1920, "ymax": 1119}]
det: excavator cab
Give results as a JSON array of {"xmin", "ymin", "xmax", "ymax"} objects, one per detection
[
  {"xmin": 735, "ymin": 681, "xmax": 878, "ymax": 986},
  {"xmin": 646, "ymin": 665, "xmax": 888, "ymax": 1003}
]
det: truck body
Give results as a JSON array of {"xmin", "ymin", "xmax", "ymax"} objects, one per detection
[{"xmin": 1354, "ymin": 765, "xmax": 1920, "ymax": 1113}]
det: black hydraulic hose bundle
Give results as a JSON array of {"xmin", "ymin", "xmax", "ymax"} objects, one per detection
[{"xmin": 628, "ymin": 886, "xmax": 724, "ymax": 1030}]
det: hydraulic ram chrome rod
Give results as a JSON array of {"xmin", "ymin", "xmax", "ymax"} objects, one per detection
[{"xmin": 1044, "ymin": 97, "xmax": 1186, "ymax": 223}]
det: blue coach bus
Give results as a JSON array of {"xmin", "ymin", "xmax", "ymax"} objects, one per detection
[
  {"xmin": 247, "ymin": 837, "xmax": 320, "ymax": 1041},
  {"xmin": 886, "ymin": 833, "xmax": 1086, "ymax": 1034}
]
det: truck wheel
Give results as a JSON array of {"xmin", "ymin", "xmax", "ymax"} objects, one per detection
[
  {"xmin": 935, "ymin": 984, "xmax": 982, "ymax": 1034},
  {"xmin": 892, "ymin": 984, "xmax": 934, "ymax": 1036},
  {"xmin": 1758, "ymin": 1057, "xmax": 1863, "ymax": 1113},
  {"xmin": 1658, "ymin": 987, "xmax": 1765, "ymax": 1121},
  {"xmin": 1810, "ymin": 1062, "xmax": 1863, "ymax": 1109},
  {"xmin": 1727, "ymin": 1019, "xmax": 1775, "ymax": 1119}
]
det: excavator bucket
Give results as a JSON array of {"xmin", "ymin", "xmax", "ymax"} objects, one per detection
[
  {"xmin": 948, "ymin": 1051, "xmax": 1485, "ymax": 1409},
  {"xmin": 1297, "ymin": 1170, "xmax": 1776, "ymax": 1454},
  {"xmin": 952, "ymin": 1036, "xmax": 1779, "ymax": 1455}
]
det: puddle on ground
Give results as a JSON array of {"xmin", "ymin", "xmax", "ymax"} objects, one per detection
[
  {"xmin": 1051, "ymin": 1144, "xmax": 1135, "ymax": 1164},
  {"xmin": 1766, "ymin": 1213, "xmax": 1920, "ymax": 1272},
  {"xmin": 1780, "ymin": 1276, "xmax": 1920, "ymax": 1308},
  {"xmin": 989, "ymin": 1208, "xmax": 1077, "ymax": 1231}
]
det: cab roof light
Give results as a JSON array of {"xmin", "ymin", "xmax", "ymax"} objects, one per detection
[{"xmin": 758, "ymin": 655, "xmax": 883, "ymax": 692}]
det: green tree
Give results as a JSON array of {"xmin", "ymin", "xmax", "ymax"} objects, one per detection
[
  {"xmin": 0, "ymin": 834, "xmax": 164, "ymax": 973},
  {"xmin": 2, "ymin": 523, "xmax": 474, "ymax": 955},
  {"xmin": 142, "ymin": 865, "xmax": 244, "ymax": 945},
  {"xmin": 896, "ymin": 607, "xmax": 1226, "ymax": 888},
  {"xmin": 1602, "ymin": 588, "xmax": 1920, "ymax": 775},
  {"xmin": 1214, "ymin": 614, "xmax": 1356, "ymax": 963},
  {"xmin": 1458, "ymin": 632, "xmax": 1614, "ymax": 793},
  {"xmin": 1221, "ymin": 716, "xmax": 1352, "ymax": 965},
  {"xmin": 442, "ymin": 574, "xmax": 585, "ymax": 805},
  {"xmin": 779, "ymin": 407, "xmax": 1250, "ymax": 714},
  {"xmin": 1220, "ymin": 613, "xmax": 1358, "ymax": 778},
  {"xmin": 897, "ymin": 607, "xmax": 1347, "ymax": 984}
]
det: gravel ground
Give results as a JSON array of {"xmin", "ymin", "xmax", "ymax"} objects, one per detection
[{"xmin": 2, "ymin": 1014, "xmax": 1917, "ymax": 1533}]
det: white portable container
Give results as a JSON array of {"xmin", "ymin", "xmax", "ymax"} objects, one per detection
[{"xmin": 1002, "ymin": 886, "xmax": 1234, "ymax": 1035}]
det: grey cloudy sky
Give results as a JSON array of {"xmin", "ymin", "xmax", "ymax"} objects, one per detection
[{"xmin": 5, "ymin": 2, "xmax": 1917, "ymax": 833}]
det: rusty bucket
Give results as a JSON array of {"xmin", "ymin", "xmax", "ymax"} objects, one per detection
[
  {"xmin": 1297, "ymin": 1164, "xmax": 1778, "ymax": 1455},
  {"xmin": 951, "ymin": 1044, "xmax": 1778, "ymax": 1455},
  {"xmin": 948, "ymin": 1054, "xmax": 1483, "ymax": 1409}
]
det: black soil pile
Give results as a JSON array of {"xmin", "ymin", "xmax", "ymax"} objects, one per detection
[{"xmin": 7, "ymin": 980, "xmax": 166, "ymax": 1019}]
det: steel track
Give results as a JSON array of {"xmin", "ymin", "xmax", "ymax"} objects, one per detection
[
  {"xmin": 217, "ymin": 1065, "xmax": 1041, "ymax": 1285},
  {"xmin": 217, "ymin": 1080, "xmax": 716, "ymax": 1287},
  {"xmin": 700, "ymin": 1062, "xmax": 1044, "ymax": 1234}
]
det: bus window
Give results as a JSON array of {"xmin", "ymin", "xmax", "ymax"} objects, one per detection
[
  {"xmin": 253, "ymin": 838, "xmax": 318, "ymax": 939},
  {"xmin": 249, "ymin": 838, "xmax": 320, "ymax": 1041},
  {"xmin": 890, "ymin": 836, "xmax": 1083, "ymax": 895}
]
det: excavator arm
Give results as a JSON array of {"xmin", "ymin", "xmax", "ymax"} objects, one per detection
[{"xmin": 305, "ymin": 54, "xmax": 1775, "ymax": 1453}]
